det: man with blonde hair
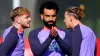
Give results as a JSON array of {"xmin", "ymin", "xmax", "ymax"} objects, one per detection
[{"xmin": 0, "ymin": 7, "xmax": 31, "ymax": 56}]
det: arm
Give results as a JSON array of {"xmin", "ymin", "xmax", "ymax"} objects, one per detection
[
  {"xmin": 55, "ymin": 31, "xmax": 72, "ymax": 56},
  {"xmin": 79, "ymin": 32, "xmax": 96, "ymax": 56},
  {"xmin": 28, "ymin": 31, "xmax": 53, "ymax": 56},
  {"xmin": 71, "ymin": 26, "xmax": 83, "ymax": 56},
  {"xmin": 0, "ymin": 28, "xmax": 19, "ymax": 56}
]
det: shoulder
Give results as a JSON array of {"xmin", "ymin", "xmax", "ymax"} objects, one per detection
[
  {"xmin": 57, "ymin": 27, "xmax": 71, "ymax": 37},
  {"xmin": 3, "ymin": 26, "xmax": 13, "ymax": 39},
  {"xmin": 4, "ymin": 26, "xmax": 18, "ymax": 36},
  {"xmin": 58, "ymin": 27, "xmax": 71, "ymax": 33},
  {"xmin": 28, "ymin": 27, "xmax": 43, "ymax": 40},
  {"xmin": 29, "ymin": 27, "xmax": 43, "ymax": 34},
  {"xmin": 80, "ymin": 25, "xmax": 96, "ymax": 38},
  {"xmin": 3, "ymin": 26, "xmax": 19, "ymax": 42},
  {"xmin": 4, "ymin": 26, "xmax": 12, "ymax": 32},
  {"xmin": 7, "ymin": 26, "xmax": 18, "ymax": 37},
  {"xmin": 80, "ymin": 25, "xmax": 94, "ymax": 34},
  {"xmin": 57, "ymin": 27, "xmax": 69, "ymax": 31}
]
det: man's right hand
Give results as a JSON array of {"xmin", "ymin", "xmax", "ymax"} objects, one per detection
[{"xmin": 50, "ymin": 26, "xmax": 58, "ymax": 38}]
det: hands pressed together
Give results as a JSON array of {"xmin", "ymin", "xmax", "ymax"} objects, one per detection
[{"xmin": 50, "ymin": 26, "xmax": 58, "ymax": 39}]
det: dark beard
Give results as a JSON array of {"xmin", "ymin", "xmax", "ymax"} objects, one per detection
[{"xmin": 43, "ymin": 20, "xmax": 56, "ymax": 29}]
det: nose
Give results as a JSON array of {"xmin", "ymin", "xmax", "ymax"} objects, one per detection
[
  {"xmin": 63, "ymin": 19, "xmax": 65, "ymax": 23},
  {"xmin": 29, "ymin": 17, "xmax": 31, "ymax": 22},
  {"xmin": 49, "ymin": 16, "xmax": 53, "ymax": 21}
]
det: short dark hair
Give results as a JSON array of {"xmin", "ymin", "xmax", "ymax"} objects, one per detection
[{"xmin": 39, "ymin": 1, "xmax": 59, "ymax": 14}]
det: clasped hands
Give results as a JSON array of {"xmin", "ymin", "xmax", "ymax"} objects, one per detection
[{"xmin": 50, "ymin": 26, "xmax": 58, "ymax": 38}]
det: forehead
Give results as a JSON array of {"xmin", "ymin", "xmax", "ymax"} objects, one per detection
[
  {"xmin": 65, "ymin": 11, "xmax": 68, "ymax": 15},
  {"xmin": 64, "ymin": 11, "xmax": 69, "ymax": 16},
  {"xmin": 19, "ymin": 14, "xmax": 30, "ymax": 17},
  {"xmin": 43, "ymin": 8, "xmax": 56, "ymax": 15}
]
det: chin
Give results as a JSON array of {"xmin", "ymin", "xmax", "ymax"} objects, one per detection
[
  {"xmin": 66, "ymin": 26, "xmax": 71, "ymax": 29},
  {"xmin": 26, "ymin": 25, "xmax": 30, "ymax": 28},
  {"xmin": 23, "ymin": 25, "xmax": 30, "ymax": 29}
]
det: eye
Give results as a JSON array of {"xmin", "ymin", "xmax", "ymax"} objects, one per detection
[
  {"xmin": 52, "ymin": 15, "xmax": 56, "ymax": 17},
  {"xmin": 25, "ymin": 16, "xmax": 30, "ymax": 19},
  {"xmin": 45, "ymin": 15, "xmax": 50, "ymax": 17}
]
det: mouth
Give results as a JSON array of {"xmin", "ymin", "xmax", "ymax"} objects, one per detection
[
  {"xmin": 48, "ymin": 21, "xmax": 53, "ymax": 24},
  {"xmin": 27, "ymin": 22, "xmax": 30, "ymax": 25}
]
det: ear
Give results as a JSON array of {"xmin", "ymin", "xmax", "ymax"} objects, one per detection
[
  {"xmin": 40, "ymin": 14, "xmax": 43, "ymax": 20},
  {"xmin": 69, "ymin": 16, "xmax": 73, "ymax": 22},
  {"xmin": 15, "ymin": 16, "xmax": 20, "ymax": 24}
]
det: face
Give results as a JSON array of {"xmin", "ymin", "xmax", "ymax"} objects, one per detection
[
  {"xmin": 41, "ymin": 8, "xmax": 56, "ymax": 28},
  {"xmin": 63, "ymin": 11, "xmax": 72, "ymax": 28},
  {"xmin": 18, "ymin": 14, "xmax": 31, "ymax": 28}
]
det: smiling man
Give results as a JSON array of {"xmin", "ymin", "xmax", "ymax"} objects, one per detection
[{"xmin": 0, "ymin": 7, "xmax": 31, "ymax": 56}]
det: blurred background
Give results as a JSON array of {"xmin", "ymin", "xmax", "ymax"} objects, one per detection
[{"xmin": 0, "ymin": 0, "xmax": 100, "ymax": 38}]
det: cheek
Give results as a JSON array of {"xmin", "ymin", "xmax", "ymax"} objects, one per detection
[
  {"xmin": 65, "ymin": 20, "xmax": 70, "ymax": 27},
  {"xmin": 65, "ymin": 22, "xmax": 69, "ymax": 26},
  {"xmin": 65, "ymin": 23, "xmax": 70, "ymax": 28},
  {"xmin": 64, "ymin": 19, "xmax": 68, "ymax": 24},
  {"xmin": 64, "ymin": 20, "xmax": 68, "ymax": 26},
  {"xmin": 43, "ymin": 18, "xmax": 48, "ymax": 22},
  {"xmin": 21, "ymin": 19, "xmax": 27, "ymax": 24},
  {"xmin": 43, "ymin": 17, "xmax": 48, "ymax": 21},
  {"xmin": 53, "ymin": 17, "xmax": 56, "ymax": 21}
]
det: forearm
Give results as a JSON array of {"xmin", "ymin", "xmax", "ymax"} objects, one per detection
[
  {"xmin": 0, "ymin": 35, "xmax": 18, "ymax": 56},
  {"xmin": 55, "ymin": 35, "xmax": 72, "ymax": 55},
  {"xmin": 29, "ymin": 36, "xmax": 53, "ymax": 56}
]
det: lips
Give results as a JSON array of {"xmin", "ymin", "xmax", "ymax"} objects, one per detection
[
  {"xmin": 48, "ymin": 22, "xmax": 53, "ymax": 24},
  {"xmin": 27, "ymin": 22, "xmax": 30, "ymax": 25},
  {"xmin": 27, "ymin": 22, "xmax": 30, "ymax": 24},
  {"xmin": 48, "ymin": 21, "xmax": 54, "ymax": 24}
]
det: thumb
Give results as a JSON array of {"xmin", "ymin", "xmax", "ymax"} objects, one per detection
[{"xmin": 52, "ymin": 26, "xmax": 54, "ymax": 29}]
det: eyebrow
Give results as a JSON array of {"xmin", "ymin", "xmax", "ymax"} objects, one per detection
[{"xmin": 45, "ymin": 15, "xmax": 56, "ymax": 17}]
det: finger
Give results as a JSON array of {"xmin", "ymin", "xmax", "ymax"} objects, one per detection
[{"xmin": 52, "ymin": 26, "xmax": 54, "ymax": 29}]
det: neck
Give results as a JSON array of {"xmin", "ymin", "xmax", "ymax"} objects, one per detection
[
  {"xmin": 12, "ymin": 22, "xmax": 23, "ymax": 31},
  {"xmin": 43, "ymin": 25, "xmax": 57, "ymax": 30},
  {"xmin": 43, "ymin": 26, "xmax": 51, "ymax": 30},
  {"xmin": 72, "ymin": 19, "xmax": 83, "ymax": 29}
]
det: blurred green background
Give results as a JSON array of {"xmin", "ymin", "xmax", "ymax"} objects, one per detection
[{"xmin": 0, "ymin": 0, "xmax": 100, "ymax": 38}]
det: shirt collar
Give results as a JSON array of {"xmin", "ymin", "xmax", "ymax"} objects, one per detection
[{"xmin": 43, "ymin": 26, "xmax": 57, "ymax": 31}]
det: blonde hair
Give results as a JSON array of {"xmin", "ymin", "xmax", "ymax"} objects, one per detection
[
  {"xmin": 66, "ymin": 5, "xmax": 85, "ymax": 20},
  {"xmin": 10, "ymin": 7, "xmax": 30, "ymax": 21}
]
